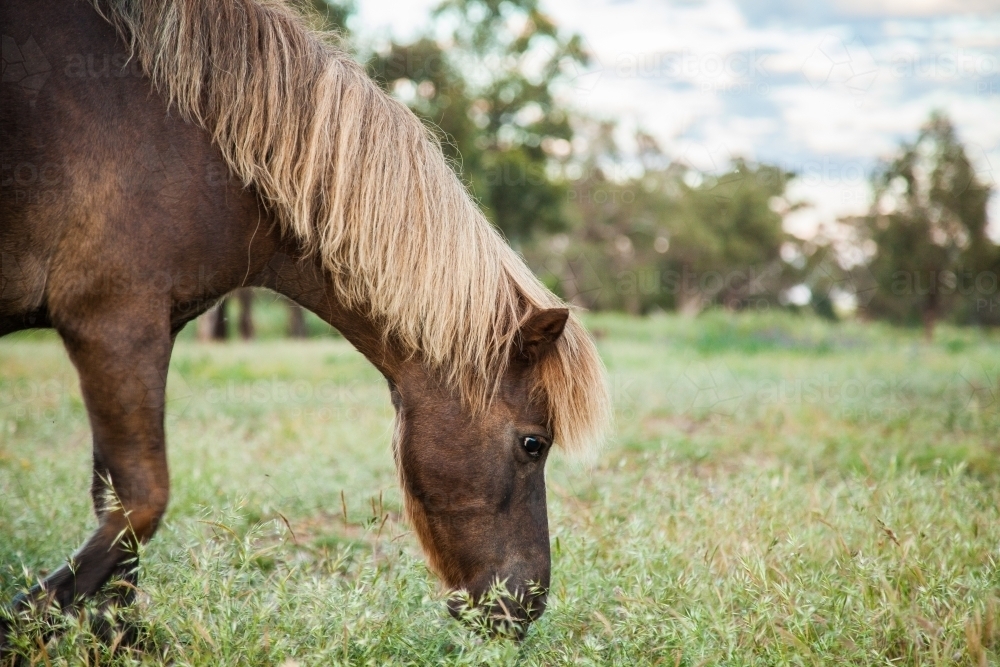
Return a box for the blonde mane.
[94,0,610,454]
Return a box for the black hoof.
[1,590,52,666]
[89,609,150,652]
[0,611,23,667]
[0,616,11,656]
[1,587,151,663]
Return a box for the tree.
[856,113,998,338]
[529,120,796,314]
[663,158,792,314]
[367,0,587,244]
[343,0,805,317]
[308,0,354,33]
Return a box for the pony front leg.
[2,305,172,651]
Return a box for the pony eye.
[521,436,545,456]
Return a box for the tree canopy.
[855,113,999,336]
[309,2,997,327]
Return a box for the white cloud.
[833,0,1000,17]
[350,0,1000,238]
[353,0,438,42]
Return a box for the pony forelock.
[94,0,611,455]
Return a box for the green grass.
[1,311,998,665]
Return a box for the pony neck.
[260,247,407,382]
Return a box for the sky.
[351,0,1000,241]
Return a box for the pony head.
[391,308,577,637]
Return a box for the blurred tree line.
[361,0,801,316]
[203,0,999,339]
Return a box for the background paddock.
[2,308,997,664]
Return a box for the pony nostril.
[525,591,548,621]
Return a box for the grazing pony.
[0,0,610,646]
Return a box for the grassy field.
[1,309,998,665]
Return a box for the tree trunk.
[237,289,254,340]
[678,291,704,318]
[209,299,228,340]
[288,302,308,338]
[196,308,216,341]
[922,293,938,342]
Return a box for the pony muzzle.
[446,578,548,639]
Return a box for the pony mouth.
[446,584,548,640]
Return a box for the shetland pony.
[0,0,609,647]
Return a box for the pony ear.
[517,308,569,361]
